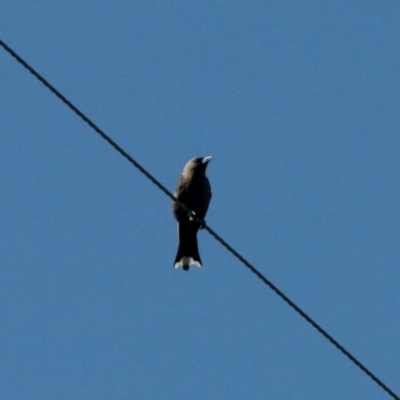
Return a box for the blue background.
[1,2,399,399]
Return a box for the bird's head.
[184,156,212,174]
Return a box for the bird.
[172,156,212,270]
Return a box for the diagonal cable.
[1,38,398,400]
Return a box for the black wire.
[1,38,398,400]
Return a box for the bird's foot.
[188,211,206,228]
[188,211,197,221]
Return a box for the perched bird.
[172,156,212,270]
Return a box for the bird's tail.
[174,222,202,270]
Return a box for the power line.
[1,38,398,400]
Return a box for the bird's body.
[172,156,212,270]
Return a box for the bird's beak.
[201,156,212,164]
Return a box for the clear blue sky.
[1,2,399,399]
